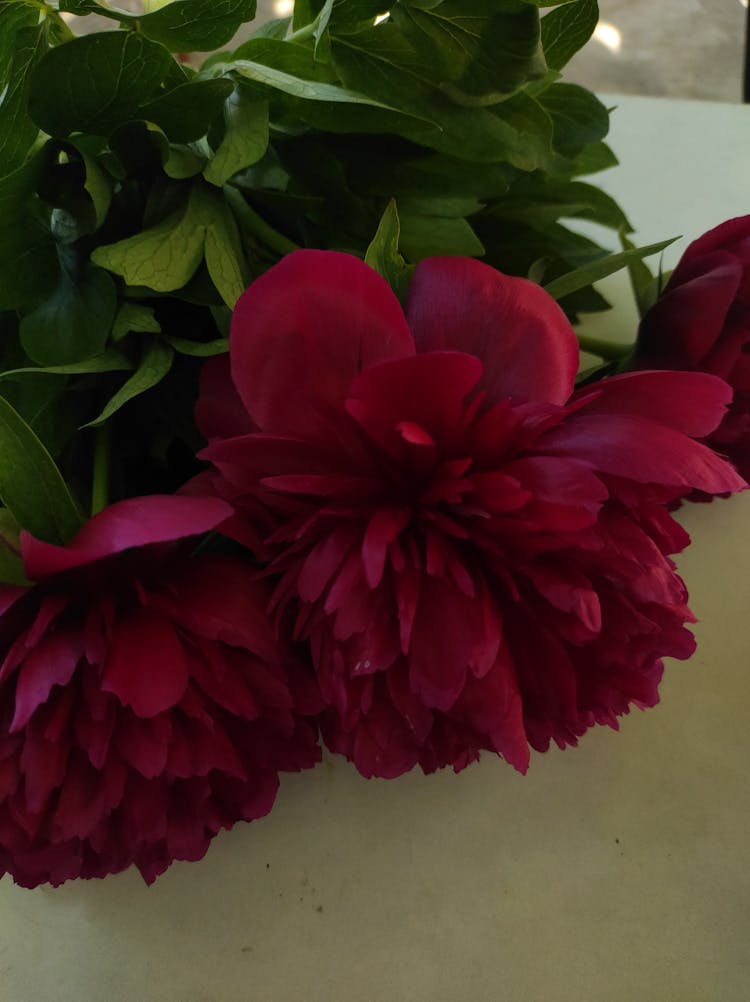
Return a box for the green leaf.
[93,183,249,306]
[0,24,46,175]
[0,395,82,543]
[365,200,413,301]
[28,32,173,138]
[330,27,553,167]
[566,140,617,177]
[164,143,209,179]
[60,0,258,52]
[166,336,229,356]
[0,508,28,586]
[204,89,269,186]
[134,0,258,53]
[19,251,118,366]
[543,238,677,301]
[0,348,134,379]
[138,78,234,143]
[0,3,39,89]
[92,192,206,293]
[230,36,338,80]
[538,82,609,155]
[85,340,174,427]
[74,144,113,228]
[390,1,546,106]
[112,302,161,342]
[487,178,630,232]
[232,57,409,111]
[399,213,485,260]
[541,0,598,71]
[248,16,292,40]
[0,148,61,310]
[619,229,661,318]
[199,189,250,307]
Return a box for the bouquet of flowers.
[0,0,746,888]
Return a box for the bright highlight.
[593,21,622,53]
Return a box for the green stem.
[91,423,111,516]
[576,334,632,362]
[41,5,77,42]
[287,11,321,44]
[225,188,300,257]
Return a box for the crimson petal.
[539,413,747,494]
[102,609,189,718]
[406,256,578,405]
[230,250,415,437]
[574,370,734,438]
[22,495,233,581]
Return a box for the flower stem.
[224,188,299,258]
[91,424,111,517]
[287,11,321,44]
[576,334,632,361]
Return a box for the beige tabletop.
[1,96,749,1002]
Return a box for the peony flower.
[633,215,750,480]
[198,251,745,779]
[0,495,321,888]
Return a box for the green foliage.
[0,0,646,542]
[0,396,83,544]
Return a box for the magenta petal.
[22,495,234,581]
[196,354,256,440]
[150,555,282,665]
[230,250,415,437]
[11,630,82,732]
[406,256,578,405]
[574,370,734,438]
[346,351,483,455]
[678,216,750,301]
[102,609,189,718]
[639,253,742,365]
[540,413,747,494]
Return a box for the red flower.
[634,216,750,480]
[0,495,321,888]
[198,251,744,779]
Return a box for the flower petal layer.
[230,250,415,438]
[406,256,579,406]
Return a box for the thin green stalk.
[91,423,111,516]
[287,12,321,44]
[225,188,300,257]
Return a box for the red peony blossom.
[634,216,750,480]
[0,495,321,888]
[198,251,745,779]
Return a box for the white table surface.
[1,96,749,1002]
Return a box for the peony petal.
[102,609,189,718]
[406,256,579,405]
[11,630,83,732]
[638,253,742,366]
[148,555,284,665]
[22,495,234,581]
[677,216,750,303]
[21,719,70,812]
[539,413,747,495]
[230,250,414,437]
[574,370,734,438]
[345,351,482,458]
[195,354,256,441]
[362,506,411,589]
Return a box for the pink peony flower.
[0,495,321,888]
[198,251,745,779]
[634,216,750,480]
